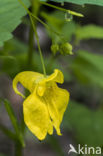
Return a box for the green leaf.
[3,99,25,146]
[46,0,103,6]
[0,0,30,47]
[71,50,103,88]
[0,123,17,141]
[0,28,12,47]
[76,25,103,42]
[64,101,103,146]
[3,99,20,134]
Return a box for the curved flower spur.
[13,69,70,140]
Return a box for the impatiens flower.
[13,69,70,140]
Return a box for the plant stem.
[18,0,34,66]
[40,2,83,17]
[28,24,34,66]
[18,0,46,75]
[18,0,63,42]
[28,0,39,67]
[30,15,46,76]
[31,12,64,39]
[40,1,67,13]
[15,141,23,156]
[0,124,17,141]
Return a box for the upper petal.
[35,69,64,97]
[41,69,64,84]
[13,71,43,98]
[23,91,53,140]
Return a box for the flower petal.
[42,69,64,84]
[13,71,43,98]
[45,83,69,135]
[36,83,46,97]
[23,91,53,140]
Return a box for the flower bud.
[59,42,73,55]
[51,44,59,55]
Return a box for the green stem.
[27,0,38,67]
[18,0,46,76]
[15,141,23,156]
[18,0,63,41]
[28,24,34,66]
[40,2,83,17]
[31,12,62,37]
[40,1,67,13]
[0,124,17,141]
[28,0,41,67]
[30,15,46,76]
[31,12,66,43]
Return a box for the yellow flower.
[13,69,70,140]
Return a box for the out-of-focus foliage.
[76,25,103,43]
[71,50,103,88]
[42,11,103,46]
[0,39,70,81]
[41,11,76,43]
[64,100,103,147]
[46,135,65,156]
[0,0,30,47]
[0,56,18,76]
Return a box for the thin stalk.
[28,24,34,66]
[40,1,68,13]
[19,0,65,44]
[30,12,62,37]
[18,0,34,67]
[28,0,41,66]
[18,0,46,76]
[40,2,83,17]
[18,0,63,41]
[0,124,17,141]
[30,15,46,76]
[15,142,22,156]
